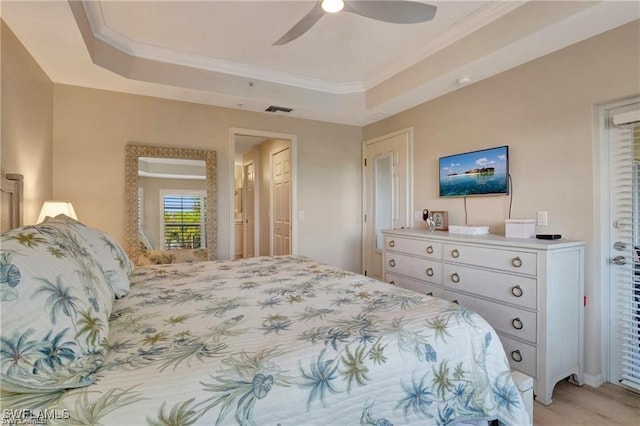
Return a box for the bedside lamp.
[37,201,78,223]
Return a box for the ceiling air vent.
[265,105,293,114]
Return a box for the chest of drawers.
[382,229,585,405]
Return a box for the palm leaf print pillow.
[0,223,115,392]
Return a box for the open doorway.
[230,128,297,259]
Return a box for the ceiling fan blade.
[343,1,436,24]
[273,2,326,45]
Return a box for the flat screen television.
[439,145,509,197]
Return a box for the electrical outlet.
[537,211,548,226]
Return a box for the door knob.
[613,220,628,230]
[612,256,627,266]
[613,241,627,251]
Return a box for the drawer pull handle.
[512,317,524,330]
[452,299,459,304]
[426,267,434,277]
[388,259,396,267]
[389,280,396,285]
[511,350,523,363]
[426,292,433,296]
[511,257,523,268]
[450,272,460,283]
[511,285,523,297]
[389,240,395,248]
[426,245,434,254]
[451,248,460,258]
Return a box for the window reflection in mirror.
[138,157,207,251]
[375,154,393,250]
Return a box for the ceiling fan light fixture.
[274,0,437,45]
[321,0,344,14]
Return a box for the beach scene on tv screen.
[439,146,508,196]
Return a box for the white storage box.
[505,219,535,239]
[448,225,489,235]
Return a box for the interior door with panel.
[363,129,412,280]
[272,147,291,256]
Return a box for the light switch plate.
[537,211,548,226]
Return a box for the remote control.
[536,234,561,240]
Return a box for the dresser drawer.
[443,264,537,309]
[385,252,442,284]
[385,272,443,298]
[385,236,442,260]
[444,291,537,343]
[498,334,537,378]
[443,243,537,275]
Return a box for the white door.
[605,101,640,392]
[363,129,412,280]
[243,161,256,258]
[272,148,291,256]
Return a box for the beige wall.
[52,85,363,271]
[1,21,53,223]
[363,20,640,385]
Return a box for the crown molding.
[81,1,524,96]
[82,1,365,95]
[363,1,526,89]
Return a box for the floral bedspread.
[2,256,529,425]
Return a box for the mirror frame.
[125,143,217,263]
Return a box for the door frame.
[229,128,298,259]
[595,97,640,387]
[361,127,413,276]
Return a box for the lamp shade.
[37,201,78,223]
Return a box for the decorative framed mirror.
[125,144,216,264]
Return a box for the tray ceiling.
[2,1,638,125]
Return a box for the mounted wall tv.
[439,145,509,197]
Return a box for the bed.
[0,177,530,426]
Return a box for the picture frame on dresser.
[431,211,448,231]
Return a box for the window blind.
[162,194,206,250]
[611,118,640,393]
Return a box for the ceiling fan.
[273,0,437,45]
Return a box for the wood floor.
[533,380,640,425]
